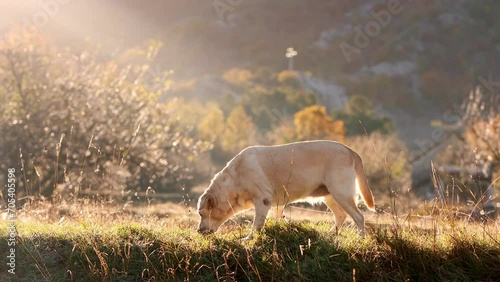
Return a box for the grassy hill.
[1,206,500,281]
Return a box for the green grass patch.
[1,219,500,281]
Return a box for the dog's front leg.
[244,197,271,240]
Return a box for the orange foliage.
[277,70,301,87]
[294,105,345,142]
[222,68,253,86]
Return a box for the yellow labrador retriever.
[197,140,374,239]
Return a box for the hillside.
[2,1,498,138]
[1,0,498,198]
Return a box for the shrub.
[0,29,208,202]
[333,95,395,136]
[294,105,345,142]
[222,68,254,87]
[277,70,301,88]
[347,133,412,209]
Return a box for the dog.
[197,140,375,239]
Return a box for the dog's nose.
[197,228,213,235]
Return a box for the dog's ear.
[200,193,217,211]
[206,194,216,210]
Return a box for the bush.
[277,70,301,88]
[0,29,208,202]
[222,68,254,87]
[242,85,316,132]
[294,105,346,142]
[333,95,395,136]
[347,133,412,209]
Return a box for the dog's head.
[196,173,237,235]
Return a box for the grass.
[1,204,500,282]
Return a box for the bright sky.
[0,0,209,76]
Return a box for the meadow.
[1,5,499,281]
[1,201,499,282]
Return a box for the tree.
[221,105,256,154]
[463,88,500,180]
[197,105,225,143]
[344,95,373,114]
[466,114,500,165]
[0,29,208,201]
[428,87,499,214]
[333,95,395,136]
[294,105,345,142]
[222,68,253,87]
[277,70,301,88]
[433,87,499,172]
[243,86,316,132]
[165,98,215,131]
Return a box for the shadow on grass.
[2,221,500,281]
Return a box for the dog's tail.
[352,150,375,210]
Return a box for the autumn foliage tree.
[277,70,301,88]
[197,105,225,143]
[197,104,257,164]
[294,105,345,142]
[241,80,316,132]
[221,105,256,154]
[222,68,254,87]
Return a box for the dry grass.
[1,201,500,282]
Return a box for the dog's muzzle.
[197,227,214,235]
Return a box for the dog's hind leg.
[324,195,346,233]
[325,169,366,237]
